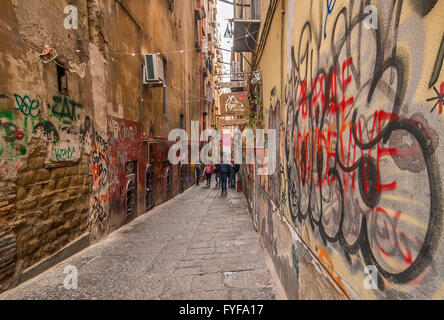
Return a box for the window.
[180,114,184,129]
[57,65,68,95]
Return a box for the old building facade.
[243,0,444,299]
[0,0,215,292]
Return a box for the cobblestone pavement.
[1,184,279,300]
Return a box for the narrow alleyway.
[0,185,280,300]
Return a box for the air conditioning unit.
[143,54,165,85]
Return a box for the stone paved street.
[0,184,281,300]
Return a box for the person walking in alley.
[219,160,231,194]
[205,162,213,187]
[195,163,201,186]
[229,161,237,188]
[214,162,220,187]
[233,162,240,188]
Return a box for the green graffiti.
[292,244,299,279]
[14,93,41,118]
[54,146,75,161]
[21,116,29,157]
[48,95,83,125]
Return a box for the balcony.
[201,4,207,19]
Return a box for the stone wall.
[0,0,93,291]
[0,0,215,294]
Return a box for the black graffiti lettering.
[429,34,444,88]
[88,197,108,233]
[284,0,441,287]
[33,120,61,144]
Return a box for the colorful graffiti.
[0,119,24,143]
[0,110,29,159]
[1,93,89,163]
[428,82,444,114]
[92,139,109,191]
[88,129,110,234]
[317,244,348,298]
[280,0,444,298]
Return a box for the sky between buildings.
[217,1,234,82]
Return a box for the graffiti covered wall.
[0,0,94,291]
[252,0,444,299]
[0,0,205,294]
[105,117,144,235]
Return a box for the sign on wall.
[219,91,249,116]
[215,80,248,89]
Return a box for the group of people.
[195,161,240,194]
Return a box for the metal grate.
[126,180,137,216]
[146,165,156,210]
[166,167,173,197]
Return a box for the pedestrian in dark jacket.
[232,163,240,188]
[195,164,201,186]
[219,161,231,194]
[214,163,220,187]
[229,162,236,188]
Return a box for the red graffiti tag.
[0,120,24,142]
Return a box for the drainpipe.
[200,0,204,136]
[140,64,144,132]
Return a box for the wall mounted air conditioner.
[143,54,165,85]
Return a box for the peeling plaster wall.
[0,0,206,292]
[98,0,202,138]
[249,0,444,299]
[86,0,203,241]
[0,0,93,291]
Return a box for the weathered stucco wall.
[86,0,202,242]
[251,0,444,299]
[0,0,204,292]
[97,0,201,138]
[0,0,93,291]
